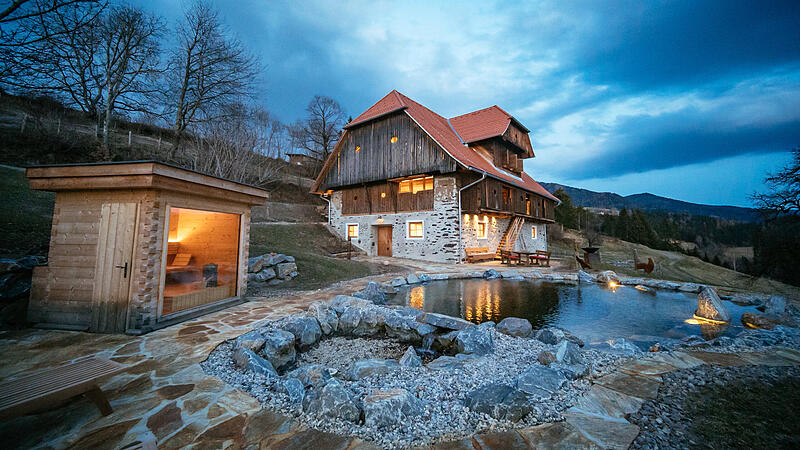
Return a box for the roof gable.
[314,91,557,202]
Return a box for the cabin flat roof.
[26,160,269,204]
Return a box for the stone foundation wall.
[329,176,460,263]
[460,217,547,256]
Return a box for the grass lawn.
[0,165,54,258]
[549,227,800,300]
[249,223,404,292]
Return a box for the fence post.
[128,130,132,147]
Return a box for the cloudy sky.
[138,0,799,207]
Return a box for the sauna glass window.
[347,223,359,239]
[398,176,433,194]
[407,221,424,239]
[163,207,240,316]
[476,219,488,239]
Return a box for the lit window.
[477,219,488,239]
[390,136,398,143]
[347,224,359,239]
[531,226,537,239]
[355,145,361,152]
[381,192,386,198]
[398,176,433,194]
[407,221,424,239]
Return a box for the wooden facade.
[461,178,555,222]
[26,161,268,334]
[317,112,457,191]
[340,179,435,215]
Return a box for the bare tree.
[298,95,346,162]
[188,103,283,185]
[167,1,260,156]
[753,146,800,216]
[96,5,165,149]
[0,0,105,91]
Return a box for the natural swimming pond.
[390,279,758,349]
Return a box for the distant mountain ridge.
[540,182,760,222]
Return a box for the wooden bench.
[530,250,551,267]
[0,356,126,420]
[465,247,495,263]
[499,249,520,265]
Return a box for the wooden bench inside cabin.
[0,356,125,420]
[465,247,495,263]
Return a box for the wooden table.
[514,251,534,266]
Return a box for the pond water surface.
[390,279,757,349]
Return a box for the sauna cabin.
[26,161,269,334]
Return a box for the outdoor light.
[608,281,621,291]
[381,192,386,198]
[390,136,398,143]
[355,146,360,152]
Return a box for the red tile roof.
[327,90,558,202]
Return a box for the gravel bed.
[629,364,800,449]
[295,337,407,374]
[202,327,628,448]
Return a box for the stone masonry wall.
[329,176,460,263]
[461,217,547,256]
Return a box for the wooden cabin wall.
[318,112,457,191]
[340,180,435,215]
[503,123,534,156]
[460,179,556,221]
[28,189,149,328]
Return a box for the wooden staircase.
[495,216,525,259]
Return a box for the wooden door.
[377,226,392,257]
[91,202,138,333]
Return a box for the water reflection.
[390,279,756,346]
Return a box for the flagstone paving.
[1,262,798,449]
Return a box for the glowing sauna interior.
[163,207,241,315]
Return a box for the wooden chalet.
[312,90,558,263]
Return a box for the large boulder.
[405,273,421,284]
[578,270,595,283]
[515,365,567,398]
[247,256,265,273]
[328,295,372,315]
[353,307,384,336]
[537,350,557,366]
[416,312,474,331]
[302,380,361,423]
[287,364,332,388]
[282,377,305,404]
[338,306,363,334]
[347,359,400,380]
[431,330,460,353]
[233,347,277,377]
[483,269,501,280]
[596,270,620,284]
[399,346,422,368]
[363,389,424,428]
[353,281,387,305]
[695,287,731,323]
[454,326,495,355]
[534,327,585,347]
[276,262,298,279]
[427,354,478,370]
[390,277,408,287]
[235,331,266,352]
[463,383,531,422]
[555,341,583,365]
[281,317,322,349]
[496,317,533,338]
[261,329,296,370]
[253,268,277,282]
[553,362,590,380]
[741,312,780,330]
[307,302,338,335]
[606,338,642,356]
[764,296,787,316]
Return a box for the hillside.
[541,182,759,222]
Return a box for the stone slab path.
[1,263,798,449]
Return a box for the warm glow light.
[464,213,469,222]
[691,314,729,324]
[684,318,703,325]
[381,192,386,198]
[390,136,398,143]
[634,285,648,292]
[168,238,180,243]
[608,281,621,290]
[409,286,425,310]
[355,145,361,152]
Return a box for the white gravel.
[202,328,628,448]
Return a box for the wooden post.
[157,136,162,151]
[128,131,132,147]
[348,236,352,260]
